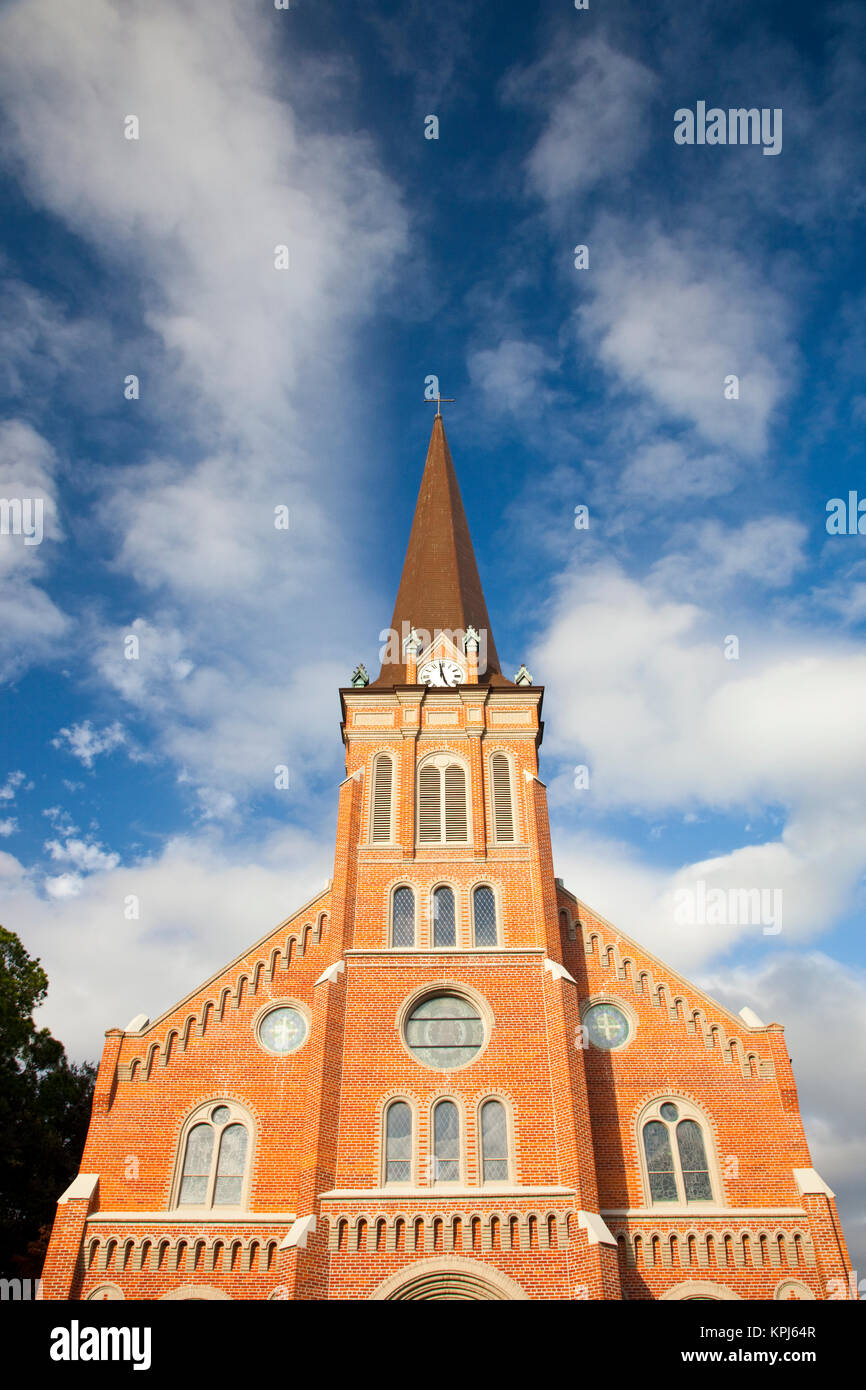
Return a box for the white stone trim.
[160,1285,233,1301]
[660,1280,743,1301]
[774,1278,816,1300]
[319,1186,574,1200]
[314,958,345,986]
[123,1013,149,1033]
[58,1174,99,1205]
[281,1214,317,1250]
[544,958,576,984]
[369,1256,529,1301]
[86,1212,296,1224]
[793,1167,835,1198]
[577,1211,617,1246]
[602,1207,807,1218]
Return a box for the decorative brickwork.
[42,419,855,1301]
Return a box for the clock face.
[418,658,465,687]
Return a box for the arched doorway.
[370,1258,528,1301]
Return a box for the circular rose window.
[584,1001,630,1050]
[258,1006,308,1055]
[404,994,484,1069]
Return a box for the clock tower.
[41,413,854,1303]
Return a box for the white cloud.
[702,952,866,1273]
[194,786,238,823]
[1,824,331,1059]
[0,818,18,837]
[619,441,739,503]
[0,420,69,681]
[44,873,84,900]
[504,37,657,206]
[651,517,808,596]
[53,721,127,769]
[0,0,408,808]
[44,836,121,875]
[537,554,866,965]
[0,770,26,801]
[0,0,408,443]
[576,225,794,453]
[468,339,560,418]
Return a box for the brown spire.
[371,414,508,687]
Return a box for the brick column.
[279,771,361,1299]
[41,1175,100,1300]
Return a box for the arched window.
[490,753,515,842]
[432,886,456,948]
[384,1101,412,1184]
[432,1100,460,1183]
[417,760,469,844]
[370,753,394,843]
[177,1102,250,1208]
[641,1100,714,1204]
[391,886,415,947]
[480,1099,509,1182]
[473,885,498,946]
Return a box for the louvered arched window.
[176,1102,250,1208]
[370,753,394,843]
[391,886,415,947]
[417,760,469,844]
[490,753,515,843]
[432,885,456,947]
[472,885,498,946]
[480,1099,509,1182]
[384,1101,412,1184]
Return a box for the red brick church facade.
[43,416,853,1301]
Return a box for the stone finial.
[403,626,422,656]
[514,663,533,686]
[351,664,369,688]
[463,624,480,654]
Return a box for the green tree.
[0,926,96,1276]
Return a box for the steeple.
[371,414,507,687]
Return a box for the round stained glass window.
[258,1006,308,1055]
[210,1105,231,1125]
[404,994,484,1069]
[660,1102,679,1122]
[584,1002,630,1050]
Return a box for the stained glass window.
[258,1006,307,1055]
[643,1120,677,1202]
[385,1102,412,1183]
[584,1002,630,1050]
[179,1124,214,1205]
[480,1099,509,1182]
[643,1108,714,1204]
[405,994,483,1069]
[178,1107,250,1207]
[473,886,497,947]
[433,1101,460,1182]
[392,886,415,947]
[432,886,456,948]
[677,1119,712,1201]
[214,1124,248,1205]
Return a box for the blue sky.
[0,0,864,1267]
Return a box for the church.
[42,414,853,1301]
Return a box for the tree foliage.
[0,926,96,1275]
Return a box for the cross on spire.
[425,391,455,417]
